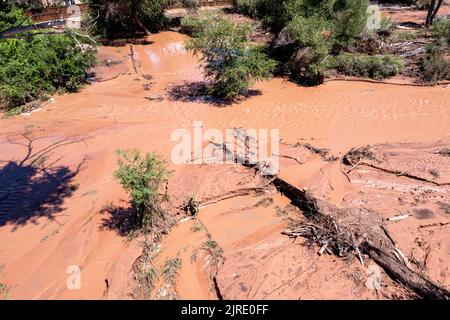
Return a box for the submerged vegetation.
[0,4,96,113]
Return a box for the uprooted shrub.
[114,149,172,234]
[0,7,96,112]
[330,53,404,79]
[185,17,276,99]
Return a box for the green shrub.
[180,15,208,37]
[286,14,331,84]
[240,1,369,84]
[330,53,404,79]
[240,0,368,45]
[420,41,450,83]
[331,0,369,50]
[186,17,276,99]
[236,0,290,34]
[377,16,397,37]
[0,4,30,30]
[0,34,96,111]
[84,0,166,37]
[235,0,259,18]
[114,149,171,232]
[431,17,450,44]
[85,0,199,38]
[0,6,96,111]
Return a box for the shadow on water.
[0,131,86,231]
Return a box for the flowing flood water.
[0,31,449,299]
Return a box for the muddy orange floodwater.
[0,29,449,299]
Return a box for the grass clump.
[431,17,450,44]
[114,149,171,234]
[0,283,8,300]
[161,258,182,286]
[377,16,397,37]
[201,240,223,265]
[191,220,205,233]
[330,53,404,79]
[186,16,276,99]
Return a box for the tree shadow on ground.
[166,81,262,107]
[0,131,86,231]
[99,202,136,237]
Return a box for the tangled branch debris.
[279,178,449,300]
[343,145,450,186]
[223,129,449,300]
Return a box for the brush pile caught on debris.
[281,189,450,300]
[284,211,366,263]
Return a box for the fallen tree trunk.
[217,130,450,300]
[278,177,450,300]
[369,247,450,300]
[0,19,65,39]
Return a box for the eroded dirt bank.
[0,30,449,299]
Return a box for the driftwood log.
[277,178,450,300]
[216,129,450,300]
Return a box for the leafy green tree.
[84,0,199,37]
[186,17,276,99]
[114,149,171,232]
[236,0,369,84]
[0,2,31,30]
[0,6,96,111]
